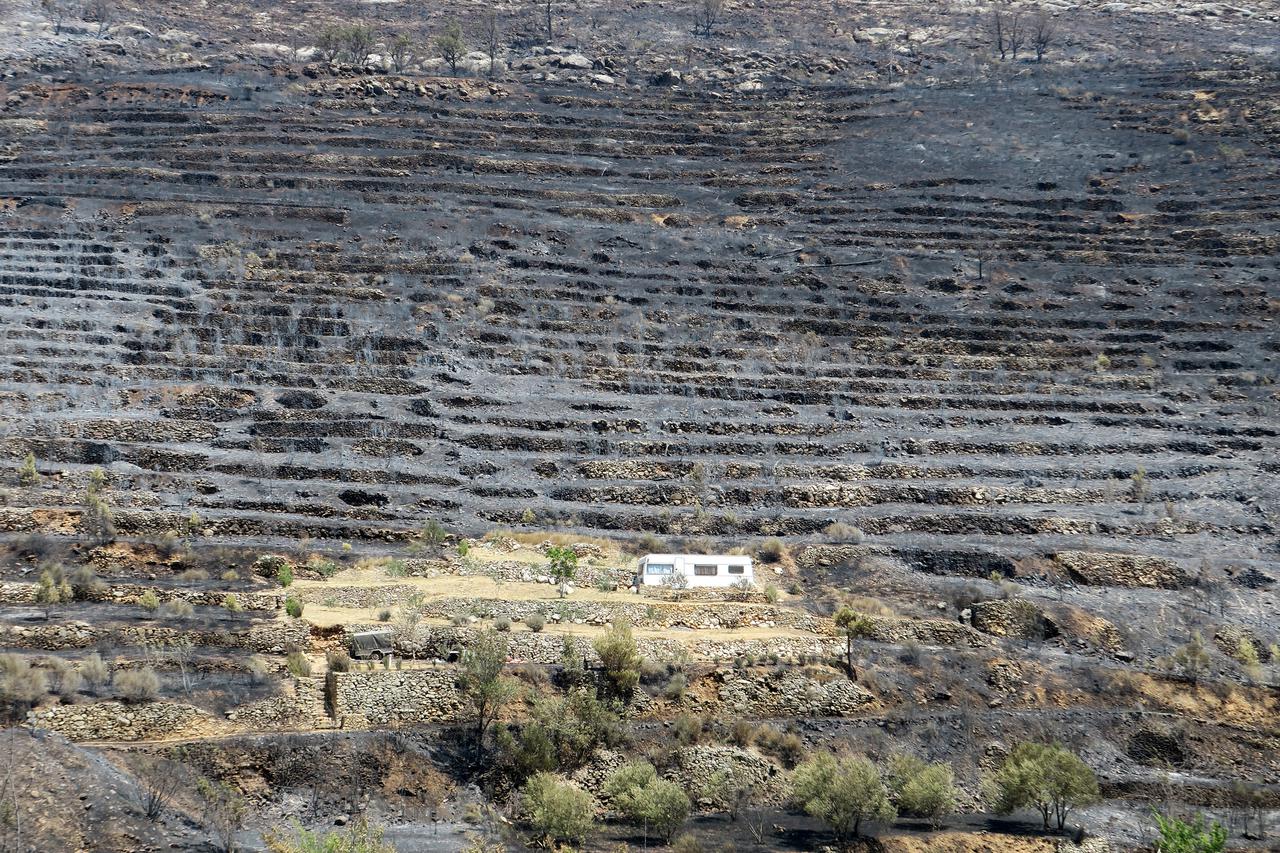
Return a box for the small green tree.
[138,590,161,612]
[285,597,303,618]
[18,453,38,486]
[593,620,642,702]
[35,567,73,620]
[605,761,691,844]
[436,20,465,75]
[833,607,874,680]
[458,629,518,755]
[277,564,294,588]
[792,752,896,841]
[1152,811,1227,853]
[987,741,1098,832]
[546,545,578,598]
[522,773,594,847]
[887,754,957,829]
[387,33,415,73]
[196,777,246,853]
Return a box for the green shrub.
[284,597,303,619]
[286,651,312,677]
[793,752,895,841]
[522,773,593,847]
[221,569,239,582]
[114,667,160,703]
[457,540,470,557]
[593,620,642,702]
[673,713,702,745]
[79,653,109,692]
[758,538,785,563]
[277,564,293,587]
[986,741,1098,832]
[888,754,957,828]
[384,559,408,577]
[495,617,511,632]
[671,833,704,853]
[764,585,779,604]
[525,613,546,632]
[604,761,690,843]
[223,594,242,613]
[327,650,351,672]
[377,608,392,622]
[159,599,195,619]
[138,590,160,612]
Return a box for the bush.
[245,656,269,685]
[824,522,865,543]
[326,651,351,673]
[522,773,594,847]
[757,538,786,563]
[494,616,511,632]
[223,594,242,613]
[80,653,109,692]
[986,741,1098,832]
[69,566,107,599]
[159,598,195,619]
[665,672,688,702]
[284,597,303,619]
[730,719,755,747]
[593,621,643,702]
[457,540,470,557]
[384,559,408,577]
[115,667,160,703]
[1152,811,1227,853]
[263,817,396,853]
[138,590,160,612]
[525,613,546,632]
[1,654,48,717]
[793,752,896,841]
[605,762,691,843]
[287,652,312,677]
[888,754,957,828]
[764,585,779,604]
[277,564,294,587]
[221,569,240,582]
[672,833,704,853]
[376,608,392,622]
[178,568,210,582]
[673,713,702,745]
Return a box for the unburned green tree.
[887,754,957,828]
[1152,810,1227,853]
[792,752,896,841]
[833,606,874,679]
[546,545,578,598]
[458,629,518,754]
[604,761,690,844]
[521,773,594,848]
[986,741,1098,832]
[436,20,465,76]
[593,620,642,702]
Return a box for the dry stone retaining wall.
[28,700,213,742]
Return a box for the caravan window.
[645,563,674,575]
[694,565,718,576]
[727,565,745,575]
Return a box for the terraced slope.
[1,68,1277,589]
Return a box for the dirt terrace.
[0,63,1277,583]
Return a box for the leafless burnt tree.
[693,0,726,39]
[1032,12,1056,62]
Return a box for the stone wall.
[326,668,466,726]
[28,700,213,742]
[0,617,310,653]
[1053,551,1191,589]
[312,590,826,633]
[225,676,331,729]
[0,581,280,612]
[713,668,876,717]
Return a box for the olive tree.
[986,742,1098,832]
[522,773,594,848]
[458,629,518,757]
[604,761,690,844]
[792,752,896,841]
